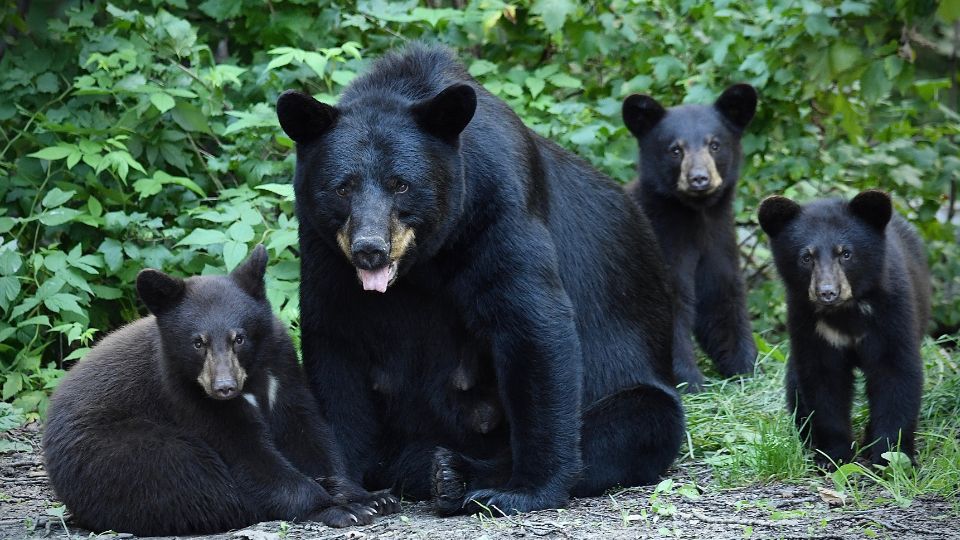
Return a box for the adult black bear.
[622,85,759,389]
[42,246,398,535]
[758,190,930,466]
[277,44,684,515]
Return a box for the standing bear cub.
[43,246,398,536]
[758,190,930,466]
[622,84,759,389]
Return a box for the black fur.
[278,44,684,515]
[758,190,931,466]
[42,246,398,535]
[622,84,759,389]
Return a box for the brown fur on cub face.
[805,247,854,307]
[677,142,724,195]
[195,330,249,400]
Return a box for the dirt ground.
[2,423,957,540]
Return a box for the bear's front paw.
[311,503,376,527]
[462,487,568,516]
[813,445,854,470]
[362,489,401,515]
[431,447,467,516]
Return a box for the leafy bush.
[1,0,957,415]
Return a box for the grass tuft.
[681,332,960,507]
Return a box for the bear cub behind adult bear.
[622,84,759,389]
[758,190,930,466]
[43,245,398,536]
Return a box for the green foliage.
[0,0,957,421]
[684,334,960,506]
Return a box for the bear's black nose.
[352,237,389,270]
[817,286,839,304]
[688,174,711,191]
[213,379,238,399]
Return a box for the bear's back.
[45,317,170,440]
[886,215,931,340]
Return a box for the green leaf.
[2,374,22,401]
[227,222,255,243]
[17,315,50,328]
[829,42,861,75]
[176,229,228,247]
[171,102,211,134]
[468,60,498,77]
[150,92,176,113]
[804,14,839,37]
[42,188,75,209]
[99,239,123,272]
[937,0,960,23]
[0,276,20,312]
[266,52,295,71]
[548,73,582,89]
[0,248,22,275]
[44,293,84,315]
[223,240,248,271]
[87,197,103,218]
[861,61,892,103]
[525,77,545,98]
[39,208,82,226]
[35,72,60,93]
[90,284,123,300]
[198,0,243,20]
[331,70,356,86]
[255,183,295,200]
[531,0,576,33]
[27,146,73,161]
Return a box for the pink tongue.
[358,267,391,293]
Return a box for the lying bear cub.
[758,190,930,466]
[42,245,398,536]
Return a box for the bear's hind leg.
[45,424,250,536]
[571,384,684,498]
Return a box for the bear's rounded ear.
[276,90,339,144]
[231,244,268,300]
[758,195,802,238]
[714,84,758,133]
[622,94,666,139]
[849,189,892,232]
[411,83,477,144]
[137,269,185,315]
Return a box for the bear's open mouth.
[356,260,399,293]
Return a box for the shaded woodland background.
[0,0,957,421]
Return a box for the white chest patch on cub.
[267,373,279,412]
[815,320,862,349]
[243,393,259,410]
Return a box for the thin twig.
[689,508,799,527]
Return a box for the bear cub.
[43,245,398,536]
[758,190,930,466]
[622,84,759,389]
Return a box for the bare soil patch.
[2,424,956,540]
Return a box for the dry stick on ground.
[688,509,800,528]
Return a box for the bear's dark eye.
[669,145,682,158]
[841,249,852,260]
[800,253,812,264]
[335,186,349,197]
[234,334,244,345]
[193,337,204,350]
[395,181,409,194]
[709,141,720,152]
